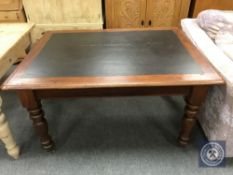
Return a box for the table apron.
[25,86,198,99]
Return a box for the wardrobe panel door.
[146,0,182,27]
[106,0,147,28]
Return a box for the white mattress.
[181,19,233,88]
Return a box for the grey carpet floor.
[0,91,233,175]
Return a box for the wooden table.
[0,23,33,158]
[2,28,224,152]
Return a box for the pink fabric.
[197,10,233,39]
[197,10,233,61]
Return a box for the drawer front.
[0,11,19,22]
[0,0,20,11]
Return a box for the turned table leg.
[179,86,209,146]
[0,96,20,159]
[18,91,54,151]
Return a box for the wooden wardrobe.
[189,0,233,17]
[105,0,191,28]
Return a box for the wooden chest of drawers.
[22,0,103,43]
[0,0,26,22]
[0,0,20,10]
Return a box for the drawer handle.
[141,20,144,26]
[149,20,152,26]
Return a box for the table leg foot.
[19,91,55,152]
[178,86,209,146]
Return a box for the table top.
[23,30,202,77]
[2,28,224,90]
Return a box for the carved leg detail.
[0,97,20,159]
[19,91,55,151]
[179,86,209,146]
[28,106,54,151]
[179,101,200,146]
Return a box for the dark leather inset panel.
[22,31,203,78]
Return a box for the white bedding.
[197,10,233,40]
[196,10,233,62]
[181,19,233,88]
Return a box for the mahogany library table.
[2,28,224,151]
